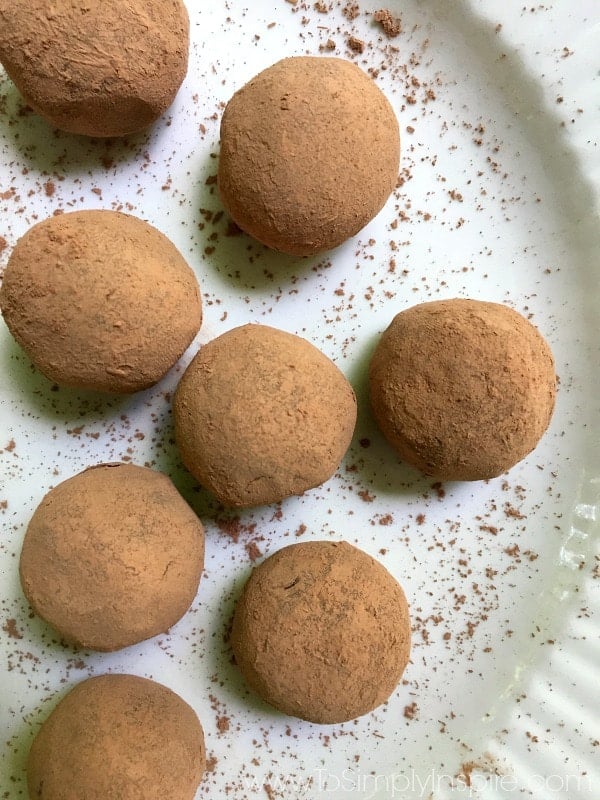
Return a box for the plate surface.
[1,1,598,798]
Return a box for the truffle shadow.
[148,404,223,523]
[345,332,434,497]
[1,334,130,423]
[192,150,328,293]
[0,79,172,174]
[204,568,298,722]
[4,685,71,792]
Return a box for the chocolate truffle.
[27,674,205,800]
[173,324,357,508]
[19,463,205,651]
[218,56,400,256]
[0,210,201,393]
[0,0,189,137]
[369,299,557,480]
[231,540,411,724]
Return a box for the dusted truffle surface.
[27,674,205,800]
[0,0,189,137]
[231,540,411,724]
[0,210,201,393]
[218,56,400,256]
[369,299,557,480]
[19,464,205,652]
[173,324,357,508]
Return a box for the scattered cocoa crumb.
[43,180,55,197]
[479,524,498,535]
[216,715,230,733]
[216,517,242,543]
[403,702,418,719]
[373,9,401,37]
[245,541,263,562]
[504,503,525,519]
[2,619,23,640]
[205,756,218,773]
[342,3,360,20]
[416,513,426,525]
[295,524,307,537]
[348,35,365,53]
[460,762,475,787]
[4,439,16,452]
[379,514,393,526]
[358,489,375,503]
[321,38,336,51]
[0,235,7,254]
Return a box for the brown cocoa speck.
[358,489,375,503]
[348,35,365,53]
[504,503,525,519]
[2,619,23,640]
[373,9,401,37]
[205,756,218,773]
[216,517,242,543]
[216,715,230,733]
[342,3,360,20]
[245,541,263,562]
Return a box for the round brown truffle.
[0,0,189,137]
[0,210,202,393]
[218,56,400,256]
[27,674,205,800]
[231,540,411,724]
[369,299,557,480]
[19,463,205,651]
[173,324,357,508]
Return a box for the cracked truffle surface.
[27,674,205,800]
[0,210,202,393]
[231,540,411,724]
[218,56,400,256]
[369,299,557,480]
[0,0,189,136]
[173,324,357,508]
[19,464,205,652]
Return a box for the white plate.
[1,2,598,798]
